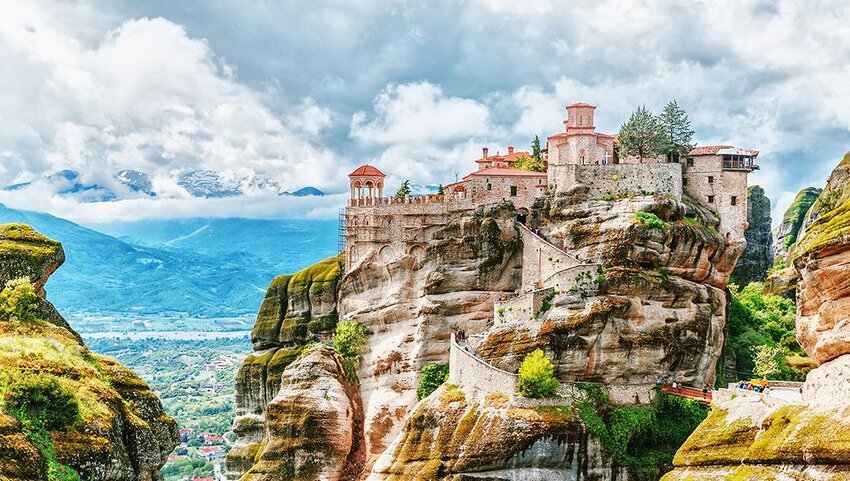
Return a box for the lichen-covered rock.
[731,185,773,286]
[236,344,364,481]
[791,152,850,365]
[229,257,344,480]
[367,385,625,481]
[772,187,821,260]
[763,266,798,299]
[0,224,178,481]
[662,393,850,480]
[476,195,732,390]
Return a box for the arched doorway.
[516,208,529,225]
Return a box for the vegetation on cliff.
[517,349,559,398]
[775,187,821,253]
[416,363,448,400]
[790,152,850,262]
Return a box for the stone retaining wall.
[494,288,554,324]
[449,338,518,399]
[550,163,683,199]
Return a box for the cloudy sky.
[0,0,848,224]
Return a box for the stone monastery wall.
[550,163,683,199]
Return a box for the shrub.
[417,363,449,400]
[0,277,39,322]
[333,321,369,382]
[5,373,80,431]
[517,349,559,398]
[635,211,665,230]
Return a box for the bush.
[517,349,559,398]
[0,277,39,322]
[5,373,80,431]
[635,211,665,230]
[417,363,449,400]
[333,321,369,382]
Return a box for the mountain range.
[3,169,327,201]
[0,203,338,319]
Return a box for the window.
[510,186,518,197]
[731,196,737,206]
[683,178,688,186]
[686,157,694,167]
[487,183,492,191]
[708,195,715,204]
[708,176,714,184]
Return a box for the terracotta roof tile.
[687,145,758,157]
[348,164,386,177]
[464,167,547,180]
[566,102,596,108]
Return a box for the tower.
[348,164,385,206]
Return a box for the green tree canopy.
[395,180,411,198]
[752,345,784,379]
[517,349,559,398]
[513,154,546,172]
[531,135,543,161]
[617,105,664,162]
[656,100,695,162]
[333,320,369,381]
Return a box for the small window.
[683,178,688,186]
[708,195,715,204]
[510,186,518,197]
[686,158,694,167]
[708,176,714,184]
[731,196,737,206]
[487,183,492,191]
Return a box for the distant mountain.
[116,169,155,196]
[177,170,244,198]
[0,203,338,318]
[3,169,116,202]
[283,186,326,197]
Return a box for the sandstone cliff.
[731,185,773,286]
[764,186,821,298]
[476,192,735,391]
[0,223,178,481]
[663,152,850,480]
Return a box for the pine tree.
[657,100,695,162]
[531,135,542,162]
[395,180,411,198]
[437,184,444,195]
[618,106,663,163]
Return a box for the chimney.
[508,146,514,154]
[482,147,489,159]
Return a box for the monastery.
[344,102,759,279]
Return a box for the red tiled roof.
[348,164,386,177]
[474,150,531,163]
[687,145,759,157]
[566,102,596,109]
[463,167,547,180]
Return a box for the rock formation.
[664,152,850,480]
[772,186,821,260]
[0,223,179,481]
[234,344,364,481]
[476,193,735,393]
[367,384,626,481]
[731,185,773,286]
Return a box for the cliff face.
[476,193,734,391]
[0,223,178,481]
[367,384,624,481]
[233,344,364,481]
[772,187,821,260]
[731,185,773,286]
[228,203,522,479]
[664,152,850,480]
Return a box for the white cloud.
[351,82,493,145]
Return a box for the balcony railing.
[722,156,759,171]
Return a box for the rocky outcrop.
[232,344,364,481]
[772,186,821,260]
[664,153,850,480]
[476,194,734,391]
[229,256,342,479]
[791,152,850,365]
[367,384,625,481]
[731,185,773,286]
[0,223,178,481]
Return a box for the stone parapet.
[550,163,683,199]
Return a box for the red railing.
[661,385,712,404]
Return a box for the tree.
[333,321,369,381]
[0,277,38,322]
[517,349,559,398]
[395,180,411,198]
[417,363,449,400]
[656,100,695,162]
[513,155,546,172]
[437,184,445,195]
[752,344,784,379]
[531,135,543,162]
[617,106,664,163]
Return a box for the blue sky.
[0,0,848,224]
